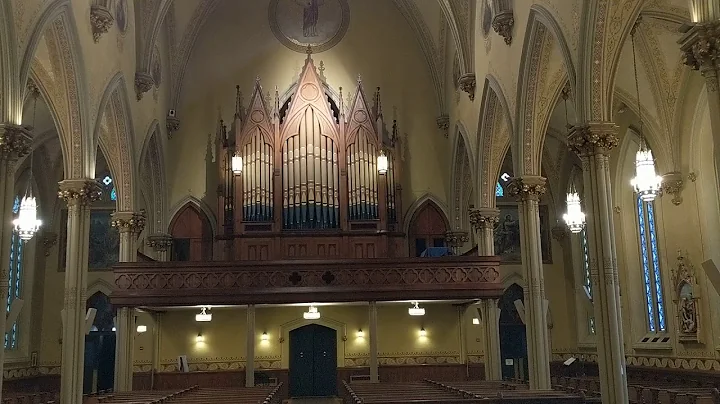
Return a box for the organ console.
[216,52,404,260]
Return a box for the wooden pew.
[167,384,282,404]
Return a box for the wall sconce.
[419,327,427,338]
[261,332,269,342]
[356,329,364,338]
[196,333,204,343]
[136,325,147,333]
[472,318,480,325]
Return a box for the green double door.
[289,324,338,397]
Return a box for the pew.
[426,379,599,403]
[167,384,283,404]
[91,385,197,403]
[2,391,58,404]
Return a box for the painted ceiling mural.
[269,0,351,53]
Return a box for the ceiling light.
[136,325,147,333]
[563,187,585,233]
[472,318,480,325]
[304,305,320,320]
[195,306,212,322]
[408,302,425,316]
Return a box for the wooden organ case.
[217,55,404,260]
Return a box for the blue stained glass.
[647,202,666,331]
[5,228,22,349]
[11,196,20,214]
[638,196,656,332]
[582,229,592,299]
[495,182,504,197]
[110,188,117,201]
[589,317,596,334]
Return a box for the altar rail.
[111,256,502,307]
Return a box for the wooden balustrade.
[112,256,502,306]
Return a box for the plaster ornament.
[680,20,720,92]
[146,233,174,252]
[507,176,546,202]
[458,73,476,101]
[166,116,180,138]
[671,251,701,343]
[111,210,147,235]
[436,115,450,138]
[468,208,500,233]
[42,232,58,256]
[567,123,619,157]
[492,11,514,45]
[134,72,154,100]
[90,4,114,43]
[269,0,350,53]
[661,172,684,206]
[0,124,31,160]
[57,179,103,207]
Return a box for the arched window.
[99,174,117,202]
[637,195,666,332]
[6,196,23,349]
[495,182,504,197]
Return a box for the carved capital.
[166,116,180,138]
[680,21,720,91]
[436,115,450,138]
[568,122,619,157]
[492,12,514,46]
[134,72,154,100]
[57,179,102,207]
[111,210,147,235]
[551,226,567,242]
[146,233,174,252]
[468,207,500,233]
[458,73,476,101]
[0,123,31,162]
[507,176,546,202]
[444,231,469,248]
[42,232,58,256]
[661,171,684,206]
[90,4,114,43]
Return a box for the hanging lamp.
[629,20,662,202]
[13,93,41,241]
[561,88,585,233]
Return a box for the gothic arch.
[280,315,346,368]
[0,0,17,123]
[477,75,513,208]
[168,196,217,237]
[93,72,137,211]
[134,0,172,79]
[139,120,167,233]
[450,124,474,232]
[403,193,450,237]
[20,1,92,178]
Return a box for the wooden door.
[289,324,337,397]
[499,284,528,381]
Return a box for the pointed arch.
[135,0,173,76]
[21,1,92,178]
[450,122,474,233]
[0,0,19,124]
[477,75,513,208]
[168,198,215,261]
[404,194,450,257]
[140,120,168,233]
[168,195,217,237]
[93,72,137,211]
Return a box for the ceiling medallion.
[269,0,350,54]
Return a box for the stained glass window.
[495,182,504,197]
[97,173,117,202]
[581,228,592,299]
[589,317,596,335]
[6,196,23,349]
[637,195,666,332]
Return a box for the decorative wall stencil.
[115,0,128,33]
[269,0,350,53]
[493,204,551,264]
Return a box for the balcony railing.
[111,256,502,307]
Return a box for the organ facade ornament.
[215,53,404,259]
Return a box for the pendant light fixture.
[377,150,388,174]
[13,93,41,241]
[629,19,662,202]
[561,86,585,233]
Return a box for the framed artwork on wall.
[58,209,119,271]
[494,203,552,264]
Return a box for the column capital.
[507,176,546,202]
[468,207,500,232]
[568,122,619,156]
[58,179,102,207]
[111,210,147,234]
[444,231,469,248]
[680,21,720,90]
[0,123,31,161]
[146,232,174,252]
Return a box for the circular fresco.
[269,0,350,53]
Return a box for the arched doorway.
[499,283,528,381]
[289,324,338,398]
[408,201,449,257]
[169,203,213,261]
[83,292,116,394]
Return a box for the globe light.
[631,148,662,202]
[562,190,585,234]
[13,195,41,241]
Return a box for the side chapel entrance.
[289,324,338,397]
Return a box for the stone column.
[58,179,101,404]
[680,21,720,187]
[146,233,173,261]
[568,123,627,403]
[246,304,255,387]
[369,302,379,383]
[469,208,502,381]
[507,176,551,390]
[151,313,162,390]
[112,210,146,392]
[0,124,30,401]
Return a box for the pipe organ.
[217,54,404,260]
